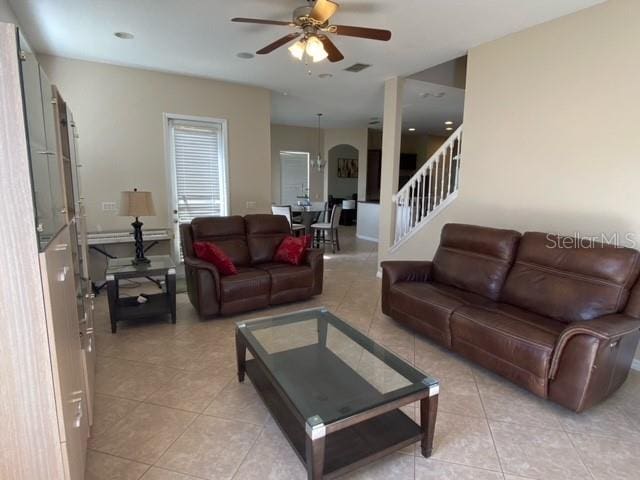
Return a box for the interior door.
[280,151,309,206]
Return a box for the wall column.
[377,76,404,267]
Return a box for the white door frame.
[163,113,230,261]
[280,150,310,205]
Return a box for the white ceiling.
[11,0,603,129]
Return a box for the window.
[280,151,309,206]
[166,115,229,260]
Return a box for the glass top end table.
[105,255,177,333]
[235,307,439,480]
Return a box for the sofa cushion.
[389,281,490,347]
[245,214,291,264]
[274,236,309,265]
[258,263,314,305]
[193,241,237,276]
[501,232,640,323]
[191,216,250,267]
[219,267,270,304]
[450,304,564,395]
[432,224,521,300]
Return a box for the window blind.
[170,120,228,225]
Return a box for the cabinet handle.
[71,397,83,428]
[57,266,69,282]
[54,243,68,251]
[37,151,55,156]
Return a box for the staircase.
[391,126,462,250]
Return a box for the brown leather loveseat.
[382,223,640,412]
[181,215,323,317]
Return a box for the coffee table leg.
[166,270,176,324]
[235,327,246,382]
[305,418,326,480]
[317,316,328,348]
[420,385,439,457]
[106,274,117,334]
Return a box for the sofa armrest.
[305,248,324,295]
[183,256,221,317]
[381,261,433,315]
[550,314,640,379]
[548,314,640,411]
[381,261,433,286]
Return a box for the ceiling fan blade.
[318,35,344,63]
[333,25,391,41]
[310,0,339,24]
[256,33,301,55]
[231,17,292,26]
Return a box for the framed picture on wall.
[337,158,358,178]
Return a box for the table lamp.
[119,188,156,265]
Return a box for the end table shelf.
[106,255,176,333]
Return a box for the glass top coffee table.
[235,308,439,480]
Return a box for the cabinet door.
[39,68,67,237]
[19,41,55,245]
[40,227,88,479]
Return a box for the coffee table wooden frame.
[235,309,438,480]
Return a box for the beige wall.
[384,0,640,264]
[271,124,369,203]
[323,127,369,201]
[39,55,272,232]
[270,124,324,204]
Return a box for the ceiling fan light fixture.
[288,40,306,60]
[305,36,328,62]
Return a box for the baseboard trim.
[632,359,640,371]
[356,234,378,243]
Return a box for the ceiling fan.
[231,0,391,63]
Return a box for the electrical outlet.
[246,201,257,210]
[102,202,117,214]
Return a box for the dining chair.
[311,205,342,253]
[271,205,306,236]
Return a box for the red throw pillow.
[193,241,238,276]
[274,235,311,266]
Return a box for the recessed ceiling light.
[282,91,289,96]
[318,73,333,79]
[236,52,254,59]
[445,127,453,131]
[114,32,134,40]
[444,121,453,125]
[408,128,416,132]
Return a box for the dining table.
[291,205,327,235]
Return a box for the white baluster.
[439,153,445,205]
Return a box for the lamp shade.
[119,190,156,217]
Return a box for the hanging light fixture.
[311,113,325,172]
[305,36,328,62]
[288,40,306,60]
[288,35,328,63]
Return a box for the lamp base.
[131,218,150,265]
[131,256,151,265]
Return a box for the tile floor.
[88,227,640,480]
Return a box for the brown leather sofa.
[181,214,323,317]
[381,223,640,412]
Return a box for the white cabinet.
[0,21,93,479]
